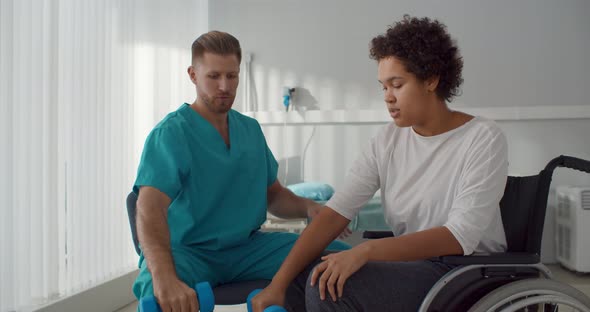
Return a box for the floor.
[115,264,590,312]
[547,263,590,295]
[117,301,244,312]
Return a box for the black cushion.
[440,252,540,265]
[213,279,271,305]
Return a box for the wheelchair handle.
[545,155,590,174]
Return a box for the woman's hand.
[310,246,369,302]
[250,284,286,312]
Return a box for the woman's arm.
[273,206,350,288]
[359,226,463,262]
[251,206,350,312]
[305,226,462,302]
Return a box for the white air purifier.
[555,186,590,273]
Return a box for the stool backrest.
[126,192,141,255]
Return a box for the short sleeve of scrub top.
[133,126,190,200]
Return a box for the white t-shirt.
[326,116,508,255]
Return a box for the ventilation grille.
[582,190,590,210]
[557,224,571,261]
[557,194,570,219]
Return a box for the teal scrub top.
[133,104,278,252]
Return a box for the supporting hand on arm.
[266,180,352,238]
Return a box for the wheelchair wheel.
[468,278,590,312]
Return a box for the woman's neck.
[412,103,473,137]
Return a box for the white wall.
[260,120,590,189]
[209,1,590,263]
[211,0,590,112]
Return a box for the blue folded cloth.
[287,182,335,201]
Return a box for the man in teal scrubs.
[132,30,348,312]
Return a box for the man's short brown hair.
[191,30,242,64]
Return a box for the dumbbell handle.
[247,289,287,312]
[139,281,215,312]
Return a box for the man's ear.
[187,65,197,84]
[426,75,440,92]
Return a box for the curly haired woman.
[252,15,509,312]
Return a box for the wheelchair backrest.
[500,175,544,253]
[499,155,590,255]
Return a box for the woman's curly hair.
[370,15,464,102]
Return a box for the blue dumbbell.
[247,289,287,312]
[139,281,215,312]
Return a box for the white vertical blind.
[0,0,207,311]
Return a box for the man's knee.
[132,251,217,300]
[132,266,154,300]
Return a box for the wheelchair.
[364,155,590,311]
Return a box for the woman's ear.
[426,75,440,92]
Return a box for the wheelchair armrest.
[439,252,540,265]
[361,232,540,265]
[362,231,394,239]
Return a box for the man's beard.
[202,94,234,114]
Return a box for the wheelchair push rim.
[468,278,590,312]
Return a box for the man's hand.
[152,275,199,312]
[308,205,352,239]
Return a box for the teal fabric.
[133,232,350,300]
[131,103,350,304]
[133,104,278,254]
[287,182,335,201]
